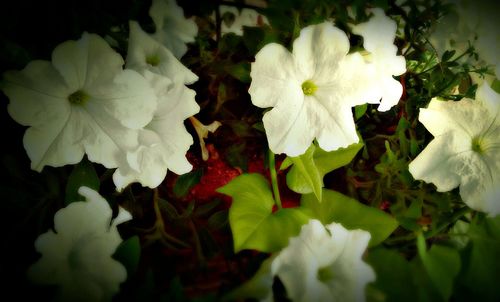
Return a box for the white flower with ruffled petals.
[352,8,406,112]
[270,219,375,302]
[149,0,198,58]
[249,22,381,156]
[2,33,157,172]
[409,83,500,216]
[27,187,132,302]
[113,22,199,190]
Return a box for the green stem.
[268,150,282,210]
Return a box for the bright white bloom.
[270,219,375,302]
[409,83,500,216]
[27,187,132,302]
[214,5,269,36]
[352,8,406,111]
[249,22,381,156]
[2,33,157,171]
[149,0,198,58]
[113,22,199,190]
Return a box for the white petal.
[377,76,404,112]
[292,22,350,81]
[3,60,71,127]
[149,0,198,58]
[476,83,500,117]
[52,33,124,90]
[127,21,198,85]
[262,82,314,156]
[352,8,397,53]
[249,43,298,108]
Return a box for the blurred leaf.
[113,235,141,277]
[301,189,398,246]
[355,104,368,120]
[225,62,251,83]
[207,210,228,230]
[65,158,99,205]
[173,169,203,198]
[217,173,309,252]
[222,256,274,301]
[417,234,461,301]
[367,248,416,302]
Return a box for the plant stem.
[268,150,282,210]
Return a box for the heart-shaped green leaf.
[217,173,310,253]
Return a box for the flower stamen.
[302,80,318,96]
[68,90,89,105]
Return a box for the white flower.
[352,8,406,111]
[270,219,375,302]
[27,187,132,302]
[113,22,199,190]
[409,83,500,216]
[429,0,499,83]
[113,72,199,190]
[2,32,157,172]
[149,0,198,58]
[249,22,381,156]
[214,5,269,36]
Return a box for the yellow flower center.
[471,136,486,154]
[68,90,89,105]
[146,55,161,66]
[302,80,317,96]
[317,266,334,282]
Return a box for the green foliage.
[283,142,363,201]
[301,189,398,246]
[173,169,203,198]
[217,173,310,252]
[113,235,141,277]
[64,158,99,204]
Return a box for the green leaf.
[173,169,203,198]
[65,158,100,205]
[225,62,251,83]
[217,173,310,252]
[222,256,274,301]
[113,235,141,277]
[367,248,417,302]
[288,144,322,201]
[285,142,363,201]
[301,189,398,246]
[417,234,461,301]
[455,215,500,301]
[355,104,368,120]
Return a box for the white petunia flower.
[2,33,157,172]
[270,219,375,302]
[27,187,132,302]
[149,0,198,58]
[409,83,500,216]
[213,5,269,36]
[249,22,381,156]
[429,0,499,83]
[352,8,406,111]
[113,22,199,190]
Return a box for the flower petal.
[249,43,298,108]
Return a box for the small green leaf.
[301,189,398,246]
[173,169,203,198]
[355,104,368,120]
[288,144,322,201]
[113,235,141,277]
[417,234,461,301]
[225,62,251,83]
[285,142,363,202]
[217,173,309,252]
[65,158,100,204]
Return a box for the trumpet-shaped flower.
[113,22,199,190]
[27,187,132,302]
[352,8,406,111]
[149,0,198,58]
[2,33,157,171]
[214,5,269,36]
[249,22,381,156]
[409,84,500,216]
[270,219,375,302]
